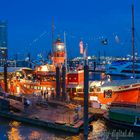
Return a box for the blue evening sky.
[0,0,140,59]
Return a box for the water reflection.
[0,118,139,140]
[88,119,107,140]
[6,119,82,140]
[8,121,24,140]
[28,131,41,140]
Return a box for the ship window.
[34,86,37,89]
[77,88,83,92]
[136,117,140,125]
[97,88,101,92]
[104,90,112,98]
[90,87,94,92]
[72,88,76,93]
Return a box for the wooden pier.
[0,94,95,134]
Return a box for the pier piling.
[84,64,89,140]
[4,63,8,93]
[56,66,60,99]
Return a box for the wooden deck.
[0,94,95,134]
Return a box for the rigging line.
[119,36,132,55]
[29,31,48,46]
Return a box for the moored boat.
[104,102,140,131]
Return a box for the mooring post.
[56,66,60,99]
[4,63,8,93]
[84,64,89,140]
[62,65,66,101]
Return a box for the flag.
[83,44,88,59]
[79,40,84,54]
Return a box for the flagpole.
[84,43,88,65]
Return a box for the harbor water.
[0,117,140,140]
[0,73,140,140]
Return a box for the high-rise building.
[0,20,8,65]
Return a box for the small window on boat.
[72,88,76,93]
[76,88,83,93]
[97,88,101,92]
[34,86,37,89]
[104,90,112,98]
[136,117,140,125]
[89,87,94,92]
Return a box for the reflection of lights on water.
[28,131,41,140]
[8,127,24,140]
[89,119,107,139]
[8,121,24,140]
[9,121,21,127]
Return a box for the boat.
[70,77,140,108]
[106,60,140,78]
[80,3,140,108]
[104,102,140,131]
[5,37,67,96]
[89,78,140,107]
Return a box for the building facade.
[0,20,8,65]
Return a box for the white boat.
[106,60,140,78]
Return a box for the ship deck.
[101,79,140,87]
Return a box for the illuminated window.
[104,90,112,98]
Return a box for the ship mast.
[64,31,67,71]
[132,3,135,78]
[52,17,54,57]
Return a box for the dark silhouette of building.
[0,20,8,65]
